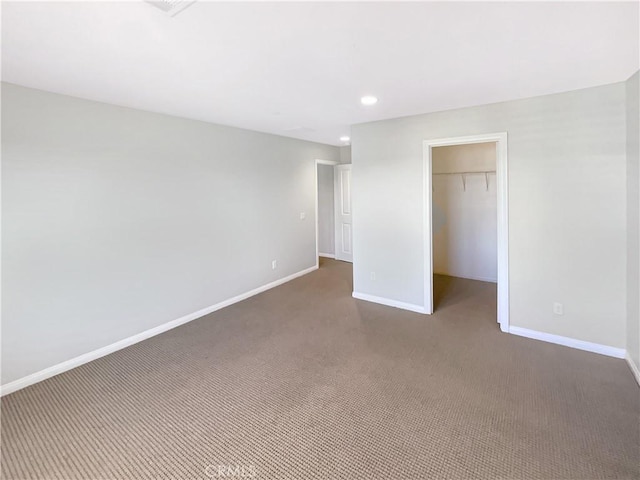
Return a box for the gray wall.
[339,146,352,164]
[317,164,335,255]
[352,82,627,349]
[627,71,640,371]
[1,83,339,386]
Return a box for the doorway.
[423,133,509,332]
[333,164,353,262]
[315,160,352,267]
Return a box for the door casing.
[423,133,509,332]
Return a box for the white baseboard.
[318,253,335,259]
[508,326,626,359]
[352,291,428,314]
[626,353,640,386]
[0,265,318,397]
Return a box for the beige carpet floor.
[2,259,639,479]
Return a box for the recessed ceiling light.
[340,136,350,142]
[360,96,378,106]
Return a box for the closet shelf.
[433,171,496,192]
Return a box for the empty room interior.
[1,1,639,479]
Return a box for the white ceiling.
[2,1,638,146]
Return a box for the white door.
[334,164,353,262]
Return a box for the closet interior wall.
[432,143,498,283]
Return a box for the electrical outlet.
[553,302,564,315]
[271,260,277,270]
[370,272,376,280]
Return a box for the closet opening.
[423,133,509,331]
[432,142,496,317]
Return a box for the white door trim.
[315,159,339,268]
[423,132,509,332]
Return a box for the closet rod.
[432,171,495,192]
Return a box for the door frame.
[315,159,339,269]
[423,132,509,332]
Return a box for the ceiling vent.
[146,0,196,17]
